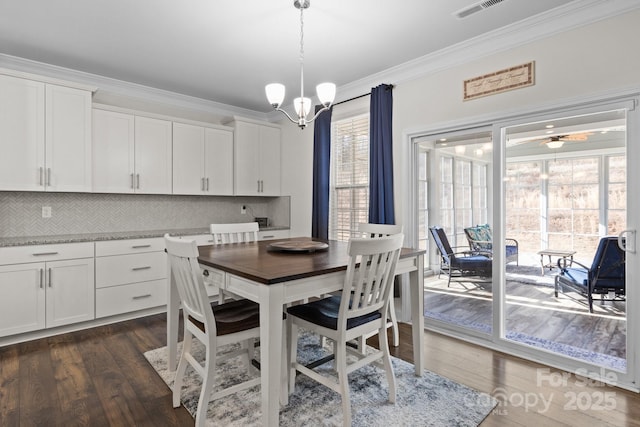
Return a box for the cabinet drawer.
[96,279,166,318]
[258,230,290,241]
[96,251,166,288]
[95,237,165,256]
[0,242,94,265]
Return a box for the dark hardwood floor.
[1,314,638,426]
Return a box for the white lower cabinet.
[0,243,94,338]
[95,238,167,318]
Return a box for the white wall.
[281,10,640,235]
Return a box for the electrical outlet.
[42,206,52,218]
[241,205,247,214]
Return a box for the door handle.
[39,268,44,289]
[47,168,51,187]
[48,268,52,287]
[618,230,636,253]
[206,177,209,191]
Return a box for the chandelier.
[265,0,336,129]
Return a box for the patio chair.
[429,226,492,287]
[554,236,625,313]
[464,223,519,265]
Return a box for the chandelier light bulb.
[316,82,336,107]
[294,97,312,118]
[265,83,285,108]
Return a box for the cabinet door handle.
[33,251,59,256]
[257,180,260,193]
[136,174,140,189]
[48,268,52,287]
[39,268,44,289]
[130,173,135,189]
[39,167,44,186]
[201,177,205,191]
[131,244,151,249]
[47,168,51,186]
[132,294,152,300]
[206,177,209,191]
[132,266,152,271]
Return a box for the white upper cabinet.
[134,116,173,194]
[92,110,172,194]
[172,122,233,195]
[0,74,91,192]
[92,109,135,193]
[233,119,281,196]
[45,85,92,192]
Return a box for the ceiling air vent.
[454,0,508,19]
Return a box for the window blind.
[329,114,369,241]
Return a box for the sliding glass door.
[502,106,632,376]
[413,97,639,388]
[417,129,494,335]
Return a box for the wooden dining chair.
[164,234,261,427]
[210,222,259,244]
[286,234,404,426]
[356,223,403,348]
[209,222,259,301]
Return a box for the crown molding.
[0,53,269,122]
[334,0,640,103]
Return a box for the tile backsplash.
[0,192,290,238]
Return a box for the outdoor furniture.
[537,249,576,276]
[554,236,626,313]
[430,226,492,287]
[464,224,519,265]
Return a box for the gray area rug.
[144,332,497,426]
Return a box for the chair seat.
[451,255,492,272]
[189,299,260,336]
[558,267,589,288]
[287,295,381,331]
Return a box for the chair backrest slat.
[357,223,403,239]
[210,222,259,245]
[339,234,403,325]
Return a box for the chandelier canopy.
[265,0,336,129]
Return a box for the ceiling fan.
[537,132,594,149]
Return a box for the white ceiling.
[0,0,626,114]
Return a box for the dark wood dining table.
[166,236,425,426]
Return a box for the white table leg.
[167,273,180,371]
[410,254,425,375]
[258,283,285,426]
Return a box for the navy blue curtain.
[311,105,332,239]
[369,84,395,224]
